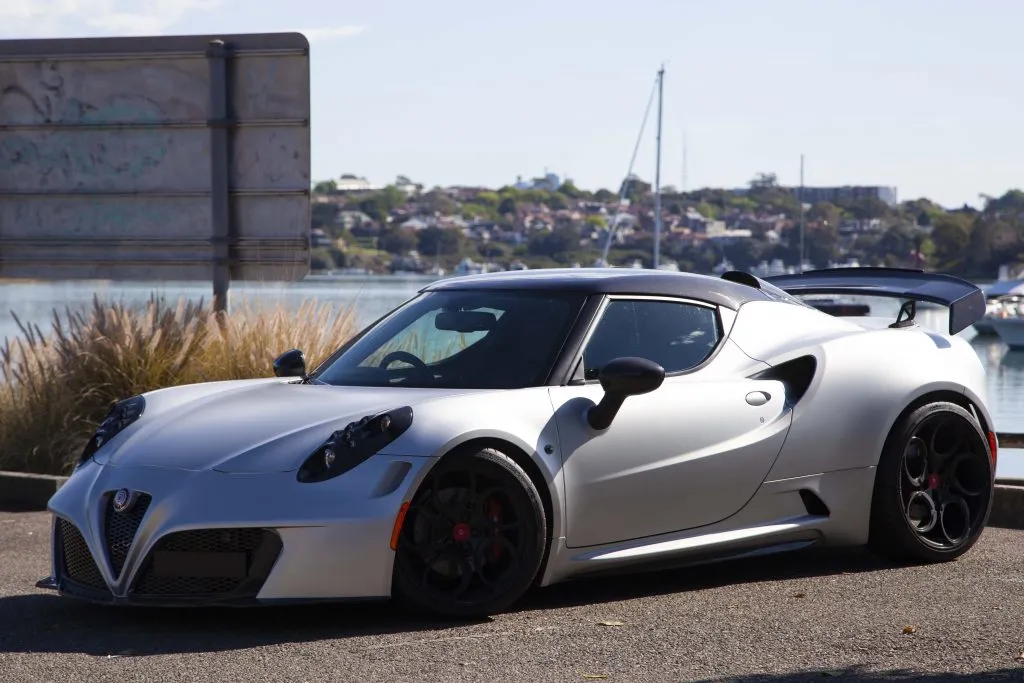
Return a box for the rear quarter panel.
[727,301,989,481]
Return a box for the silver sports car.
[38,267,998,618]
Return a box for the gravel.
[1,510,1022,682]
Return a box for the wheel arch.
[421,436,559,585]
[880,388,994,462]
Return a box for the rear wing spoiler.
[754,268,985,335]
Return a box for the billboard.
[0,32,311,307]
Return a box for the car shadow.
[514,545,900,613]
[699,667,1024,682]
[0,546,900,657]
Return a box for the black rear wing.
[758,267,985,335]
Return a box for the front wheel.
[391,447,548,619]
[868,401,994,563]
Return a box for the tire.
[391,447,548,619]
[868,401,994,563]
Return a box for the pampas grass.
[0,295,359,475]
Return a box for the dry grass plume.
[0,295,359,475]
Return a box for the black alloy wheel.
[391,447,547,618]
[869,401,994,562]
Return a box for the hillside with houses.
[309,172,1024,281]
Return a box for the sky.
[2,0,1022,208]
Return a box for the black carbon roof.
[421,268,771,309]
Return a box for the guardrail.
[998,433,1024,449]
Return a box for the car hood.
[94,379,476,473]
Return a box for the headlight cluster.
[78,395,146,465]
[297,406,414,483]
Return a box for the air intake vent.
[749,355,817,405]
[58,519,107,591]
[799,489,830,517]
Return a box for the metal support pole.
[798,153,805,273]
[653,65,664,270]
[207,39,233,314]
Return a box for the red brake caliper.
[486,497,504,562]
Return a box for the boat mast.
[653,64,665,270]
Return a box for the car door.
[549,295,792,549]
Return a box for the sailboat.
[598,65,671,270]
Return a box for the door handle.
[745,391,770,406]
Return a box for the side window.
[581,299,721,379]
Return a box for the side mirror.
[273,349,307,378]
[587,357,665,430]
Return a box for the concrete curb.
[990,483,1024,530]
[0,471,67,511]
[1,469,1022,530]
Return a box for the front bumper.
[39,455,431,606]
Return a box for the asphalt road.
[1,511,1022,683]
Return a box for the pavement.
[0,511,1023,683]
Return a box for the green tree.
[544,193,569,211]
[527,227,581,261]
[559,181,583,198]
[475,191,500,208]
[418,227,465,255]
[498,196,518,216]
[695,202,718,220]
[311,202,339,231]
[749,172,778,189]
[313,179,337,194]
[930,214,973,269]
[619,175,651,204]
[377,227,418,254]
[807,202,841,229]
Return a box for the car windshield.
[312,289,587,389]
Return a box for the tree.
[695,201,718,220]
[498,196,518,216]
[417,227,464,256]
[313,179,337,194]
[527,227,581,260]
[377,227,418,254]
[839,196,892,221]
[805,223,840,267]
[619,175,651,204]
[543,193,569,211]
[311,202,339,231]
[930,214,973,269]
[807,202,841,229]
[475,191,500,208]
[558,181,583,199]
[749,172,778,189]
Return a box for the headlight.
[297,406,414,483]
[78,395,146,465]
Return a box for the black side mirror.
[273,349,307,378]
[587,357,665,430]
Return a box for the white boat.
[987,296,1024,349]
[974,276,1024,336]
[989,317,1024,350]
[976,293,1024,337]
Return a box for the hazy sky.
[3,0,1021,207]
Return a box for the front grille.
[132,528,281,598]
[104,492,152,578]
[58,519,107,591]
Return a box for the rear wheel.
[869,401,994,562]
[391,447,547,618]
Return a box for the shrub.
[0,295,359,475]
